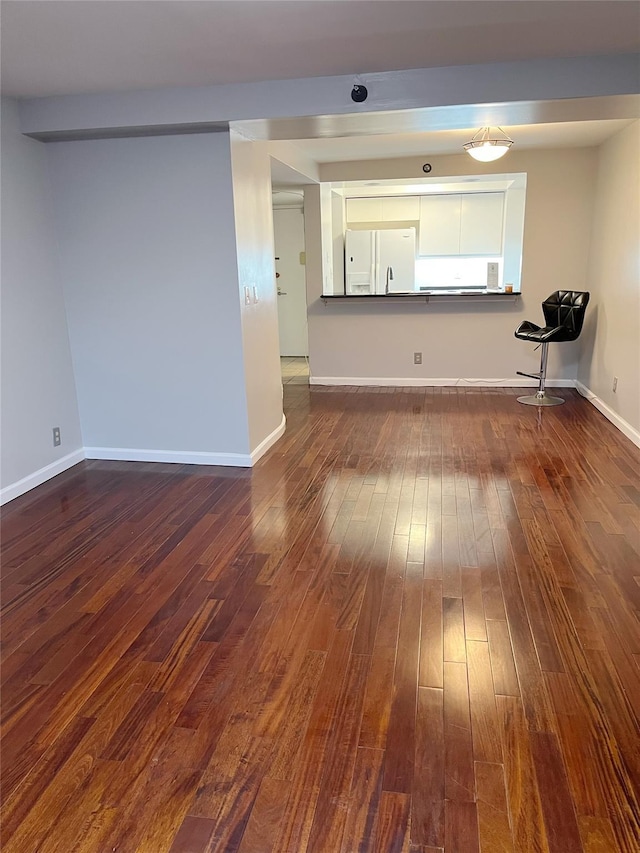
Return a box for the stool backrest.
[542,291,590,340]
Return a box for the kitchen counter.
[321,290,520,303]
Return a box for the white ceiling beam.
[19,54,639,141]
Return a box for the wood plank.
[411,687,444,848]
[264,649,326,782]
[168,815,217,853]
[530,730,583,853]
[358,643,397,751]
[443,597,466,663]
[306,653,371,853]
[491,529,556,733]
[340,747,384,853]
[475,761,515,853]
[443,661,474,803]
[543,671,610,819]
[496,695,550,853]
[237,777,290,853]
[373,791,411,853]
[445,800,480,853]
[269,629,354,853]
[578,815,620,853]
[486,620,520,697]
[466,640,502,764]
[419,579,443,689]
[462,568,487,641]
[382,562,423,794]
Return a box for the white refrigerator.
[345,228,416,295]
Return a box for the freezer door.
[345,230,375,294]
[377,228,416,293]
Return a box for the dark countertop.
[321,290,520,300]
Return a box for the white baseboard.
[84,446,254,467]
[1,417,289,506]
[251,414,286,464]
[0,449,85,506]
[310,376,577,388]
[576,381,640,448]
[85,417,287,468]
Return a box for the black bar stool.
[515,290,590,406]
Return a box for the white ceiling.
[287,119,633,163]
[1,1,639,99]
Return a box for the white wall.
[1,97,83,501]
[229,132,285,453]
[331,192,345,294]
[578,121,640,440]
[309,148,597,383]
[303,185,323,379]
[266,141,321,185]
[319,184,336,297]
[47,131,253,462]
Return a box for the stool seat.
[514,322,565,343]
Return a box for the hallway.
[281,356,309,385]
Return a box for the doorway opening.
[280,356,310,385]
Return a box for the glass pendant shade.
[464,127,514,162]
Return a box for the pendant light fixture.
[463,126,514,162]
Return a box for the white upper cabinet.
[347,192,505,256]
[381,196,420,221]
[346,195,420,223]
[459,193,504,255]
[346,197,383,222]
[418,192,505,256]
[418,195,461,255]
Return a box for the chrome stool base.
[517,391,565,406]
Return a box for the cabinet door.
[346,197,383,223]
[418,194,461,255]
[382,196,420,221]
[459,193,504,255]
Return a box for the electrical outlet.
[414,352,422,365]
[612,376,618,392]
[53,427,61,447]
[244,286,251,305]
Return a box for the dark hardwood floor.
[2,385,639,853]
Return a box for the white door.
[273,207,308,356]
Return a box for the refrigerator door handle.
[385,265,394,294]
